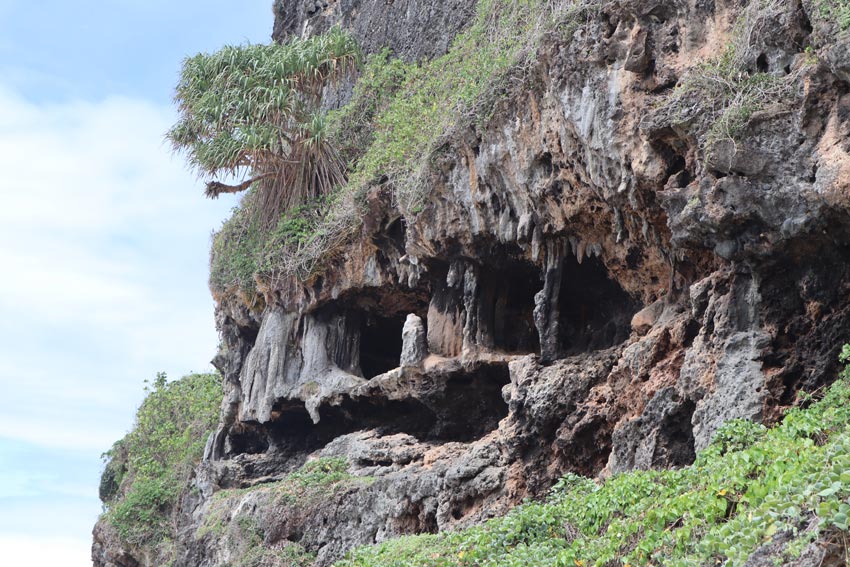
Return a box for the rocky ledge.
[94,0,850,565]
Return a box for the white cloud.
[0,88,237,370]
[0,535,91,567]
[0,84,241,556]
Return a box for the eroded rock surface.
[94,0,850,565]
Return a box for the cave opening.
[359,313,405,379]
[257,363,511,459]
[226,422,270,455]
[557,254,638,354]
[480,261,541,354]
[320,362,511,442]
[431,362,511,441]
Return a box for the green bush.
[168,28,359,226]
[815,0,850,32]
[340,0,594,213]
[100,372,222,555]
[210,0,597,288]
[328,49,414,166]
[210,199,263,296]
[336,354,850,567]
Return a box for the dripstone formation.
[93,0,850,565]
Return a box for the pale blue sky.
[0,2,272,564]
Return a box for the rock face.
[272,0,475,61]
[94,0,850,565]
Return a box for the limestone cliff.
[94,0,850,565]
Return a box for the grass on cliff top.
[335,349,850,567]
[209,0,597,293]
[99,372,222,556]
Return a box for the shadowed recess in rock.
[323,363,511,442]
[358,312,406,378]
[226,421,270,455]
[479,261,541,354]
[557,254,639,355]
[252,362,512,458]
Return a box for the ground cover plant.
[334,348,850,567]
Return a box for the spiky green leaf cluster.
[209,0,597,290]
[168,28,359,222]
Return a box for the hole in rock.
[236,322,260,345]
[655,139,688,178]
[655,399,696,467]
[479,261,541,354]
[756,53,769,73]
[557,254,638,354]
[359,313,405,378]
[226,422,269,455]
[257,363,512,459]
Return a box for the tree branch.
[204,173,274,199]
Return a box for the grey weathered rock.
[400,314,427,368]
[273,0,476,61]
[94,0,850,564]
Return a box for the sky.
[0,2,272,565]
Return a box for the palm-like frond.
[167,28,360,225]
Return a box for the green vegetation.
[334,0,585,213]
[815,0,850,32]
[208,0,596,289]
[100,372,222,557]
[328,49,413,166]
[657,0,802,156]
[229,542,317,567]
[213,513,316,567]
[335,352,850,567]
[667,46,791,152]
[168,28,359,226]
[196,458,371,566]
[208,192,336,294]
[204,457,358,509]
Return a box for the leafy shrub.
[340,0,595,213]
[210,0,597,288]
[100,372,222,557]
[328,49,414,166]
[336,354,850,567]
[815,0,850,32]
[210,198,263,296]
[168,29,359,226]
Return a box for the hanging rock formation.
[94,0,850,565]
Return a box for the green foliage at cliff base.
[335,352,850,567]
[99,372,222,557]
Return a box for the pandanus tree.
[167,29,360,226]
